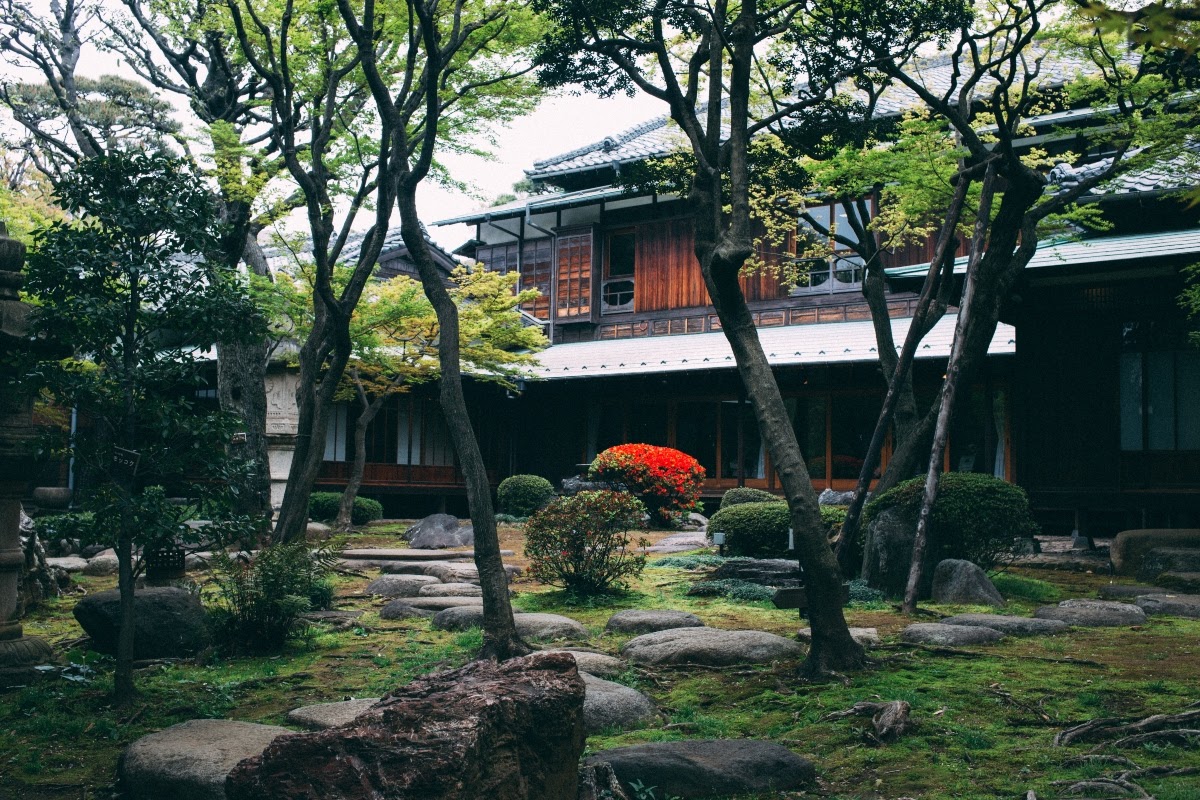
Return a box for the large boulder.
[582,674,657,734]
[363,574,439,597]
[1138,547,1200,582]
[605,609,704,635]
[1034,599,1147,627]
[621,628,802,667]
[73,587,208,658]
[378,600,435,621]
[940,613,1069,636]
[705,558,801,587]
[120,719,289,800]
[225,653,586,800]
[405,514,474,549]
[900,623,1005,646]
[862,506,924,598]
[1110,529,1200,576]
[819,488,856,506]
[930,559,1005,606]
[585,740,816,799]
[1134,593,1200,619]
[287,698,380,730]
[1157,572,1200,593]
[83,551,120,576]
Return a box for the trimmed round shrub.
[589,443,705,527]
[719,487,777,509]
[524,490,647,595]
[307,492,384,526]
[709,501,845,557]
[862,472,1039,570]
[497,474,556,517]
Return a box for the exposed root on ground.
[1055,708,1200,747]
[821,700,915,743]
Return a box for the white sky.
[0,8,663,253]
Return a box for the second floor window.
[603,229,636,313]
[793,202,865,295]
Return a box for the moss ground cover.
[4,532,1198,799]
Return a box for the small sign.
[787,527,795,550]
[112,447,140,479]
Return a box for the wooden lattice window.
[521,238,553,319]
[555,230,593,319]
[476,242,520,274]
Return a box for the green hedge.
[718,487,778,509]
[862,472,1038,569]
[497,474,556,517]
[709,501,848,558]
[307,492,383,526]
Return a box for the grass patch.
[991,571,1063,603]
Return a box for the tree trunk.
[396,186,528,661]
[335,389,384,532]
[114,529,136,704]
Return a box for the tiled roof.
[527,314,1013,380]
[264,227,460,276]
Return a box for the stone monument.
[0,221,55,685]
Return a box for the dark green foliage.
[687,578,776,602]
[524,490,647,595]
[649,554,729,569]
[863,472,1039,569]
[847,578,886,604]
[307,492,382,525]
[497,474,556,516]
[821,505,848,533]
[719,487,778,509]
[708,501,792,558]
[206,542,341,653]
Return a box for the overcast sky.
[0,9,663,254]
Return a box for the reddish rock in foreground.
[226,652,585,800]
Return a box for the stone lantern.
[0,221,55,685]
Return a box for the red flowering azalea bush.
[524,490,648,595]
[589,443,706,527]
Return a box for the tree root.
[1056,708,1200,747]
[822,700,915,743]
[1094,728,1200,752]
[1051,776,1150,797]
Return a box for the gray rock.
[683,513,709,530]
[605,609,704,635]
[1111,529,1200,575]
[342,548,474,562]
[286,698,380,730]
[1034,599,1148,627]
[84,552,120,576]
[1157,572,1200,593]
[1138,547,1200,582]
[19,507,35,534]
[46,556,88,573]
[433,607,588,641]
[405,513,474,549]
[401,596,485,611]
[377,600,434,620]
[862,507,922,598]
[120,719,290,800]
[1098,583,1162,599]
[1134,593,1200,618]
[582,673,657,734]
[32,486,72,509]
[819,488,856,506]
[645,532,712,553]
[540,649,625,678]
[797,627,881,648]
[74,587,208,658]
[363,574,439,597]
[621,628,803,667]
[561,476,611,496]
[424,562,484,583]
[707,558,801,587]
[184,552,212,570]
[900,622,1005,646]
[931,559,1005,606]
[305,522,332,541]
[301,610,363,629]
[417,582,482,597]
[940,613,1069,636]
[1013,537,1042,556]
[585,739,816,799]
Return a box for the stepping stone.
[342,548,473,561]
[540,648,625,678]
[900,622,1005,646]
[1098,583,1162,599]
[432,607,588,641]
[400,596,484,611]
[418,582,482,597]
[378,600,435,620]
[582,673,657,734]
[797,627,881,648]
[584,739,816,798]
[46,556,88,572]
[936,618,1070,633]
[1157,571,1200,593]
[363,574,439,597]
[1034,599,1147,627]
[120,719,290,800]
[940,614,1068,636]
[301,610,363,628]
[286,698,379,730]
[645,533,711,553]
[708,558,800,587]
[621,628,802,666]
[84,552,119,576]
[605,609,704,635]
[1138,547,1200,581]
[1135,593,1200,618]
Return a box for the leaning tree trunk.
[396,186,528,661]
[335,386,385,532]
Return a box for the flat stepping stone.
[540,648,625,678]
[1157,571,1200,593]
[401,596,484,611]
[621,628,802,666]
[1135,593,1200,618]
[286,698,379,730]
[301,610,363,627]
[120,719,290,800]
[432,607,588,641]
[363,574,439,597]
[378,600,435,620]
[46,556,88,572]
[605,609,704,634]
[1035,599,1147,627]
[1098,583,1162,599]
[585,739,816,798]
[940,614,1068,636]
[900,622,1005,646]
[418,582,482,597]
[342,548,473,561]
[582,673,657,734]
[645,533,712,553]
[797,627,881,648]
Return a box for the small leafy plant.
[524,490,648,595]
[497,474,556,516]
[589,443,705,527]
